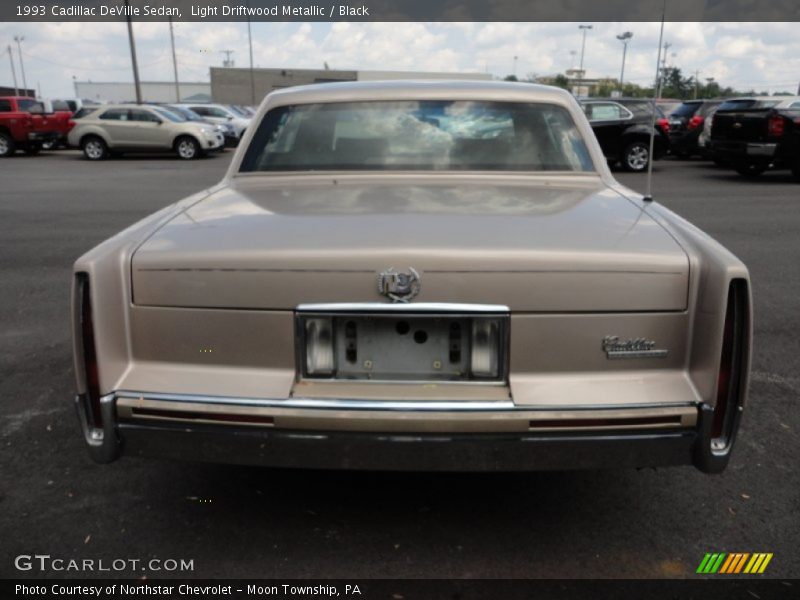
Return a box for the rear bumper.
[75,393,738,473]
[27,131,61,142]
[668,130,702,153]
[711,141,778,160]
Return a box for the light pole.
[616,31,633,91]
[513,55,518,79]
[124,0,142,104]
[6,45,19,96]
[577,25,593,97]
[168,18,180,102]
[13,36,28,96]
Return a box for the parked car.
[159,103,237,148]
[656,99,682,120]
[67,104,224,160]
[72,81,751,474]
[0,96,73,157]
[710,98,800,179]
[176,103,250,143]
[580,98,669,171]
[668,99,723,158]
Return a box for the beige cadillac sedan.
[67,104,224,160]
[71,81,751,472]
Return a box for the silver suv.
[67,104,224,160]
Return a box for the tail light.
[688,115,705,130]
[77,273,103,427]
[767,115,784,138]
[711,280,748,446]
[657,118,670,133]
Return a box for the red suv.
[0,96,74,157]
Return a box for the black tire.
[621,141,650,172]
[791,159,800,182]
[712,157,730,168]
[733,162,767,178]
[82,136,109,160]
[24,143,42,156]
[175,136,201,160]
[0,131,17,157]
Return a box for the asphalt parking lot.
[1,151,798,579]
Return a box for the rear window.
[718,99,779,111]
[240,100,594,173]
[670,102,702,118]
[0,99,11,112]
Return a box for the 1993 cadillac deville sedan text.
[71,80,751,473]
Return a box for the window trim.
[582,101,634,123]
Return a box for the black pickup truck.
[711,101,800,180]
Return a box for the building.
[210,67,493,105]
[73,81,211,103]
[0,85,35,97]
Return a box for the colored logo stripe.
[698,553,773,574]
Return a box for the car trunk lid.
[131,177,689,312]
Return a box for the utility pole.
[221,50,235,68]
[124,0,142,103]
[14,36,28,96]
[247,13,255,104]
[513,55,518,78]
[660,41,672,92]
[577,25,593,97]
[7,45,19,95]
[616,31,633,91]
[168,17,180,102]
[694,69,700,99]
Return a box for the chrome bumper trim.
[113,390,697,413]
[296,302,510,313]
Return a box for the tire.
[175,136,201,160]
[0,131,16,157]
[733,162,767,178]
[82,136,109,161]
[712,157,730,168]
[791,159,800,182]
[24,143,42,156]
[621,141,650,172]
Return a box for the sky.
[0,21,798,99]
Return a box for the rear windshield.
[718,99,779,111]
[240,101,593,173]
[671,102,702,118]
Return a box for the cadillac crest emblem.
[378,267,421,303]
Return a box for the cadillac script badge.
[602,335,669,359]
[378,267,421,303]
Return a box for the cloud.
[0,21,797,99]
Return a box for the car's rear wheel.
[622,141,650,172]
[733,162,767,178]
[791,159,800,182]
[82,136,109,160]
[0,131,16,157]
[175,136,201,160]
